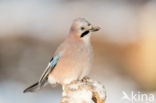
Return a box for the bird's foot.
[81,76,90,82]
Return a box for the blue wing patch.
[50,53,62,67]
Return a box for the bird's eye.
[81,27,85,30]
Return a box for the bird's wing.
[39,53,62,86]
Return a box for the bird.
[23,18,100,93]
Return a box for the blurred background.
[0,0,156,103]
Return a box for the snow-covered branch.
[60,77,106,103]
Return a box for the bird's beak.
[90,26,100,32]
[85,25,100,32]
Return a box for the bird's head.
[69,18,100,41]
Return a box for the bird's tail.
[23,82,40,93]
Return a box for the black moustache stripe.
[80,30,90,38]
